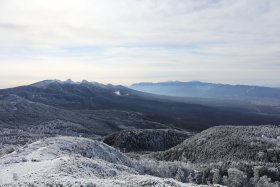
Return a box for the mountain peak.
[31,79,86,88]
[65,79,75,84]
[31,79,62,88]
[81,80,90,84]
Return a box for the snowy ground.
[0,136,213,187]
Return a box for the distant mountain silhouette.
[131,81,280,100]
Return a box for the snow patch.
[114,90,121,96]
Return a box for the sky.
[0,0,280,88]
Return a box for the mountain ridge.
[131,80,280,89]
[131,81,280,100]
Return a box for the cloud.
[0,0,279,87]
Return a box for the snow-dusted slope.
[0,136,208,187]
[0,94,169,136]
[154,125,280,163]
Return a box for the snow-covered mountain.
[2,80,280,132]
[154,125,280,163]
[0,136,210,187]
[151,125,280,186]
[1,126,279,186]
[1,80,280,186]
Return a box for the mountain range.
[131,81,280,101]
[1,79,280,132]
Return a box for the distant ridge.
[131,81,280,100]
[131,80,277,87]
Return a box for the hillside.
[0,94,168,136]
[153,125,280,163]
[103,129,193,152]
[1,128,279,186]
[145,125,280,186]
[0,136,209,187]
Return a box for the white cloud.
[0,0,279,87]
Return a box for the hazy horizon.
[1,0,280,88]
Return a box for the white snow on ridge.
[0,136,210,187]
[31,79,108,89]
[114,90,121,96]
[31,79,62,88]
[114,90,130,96]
